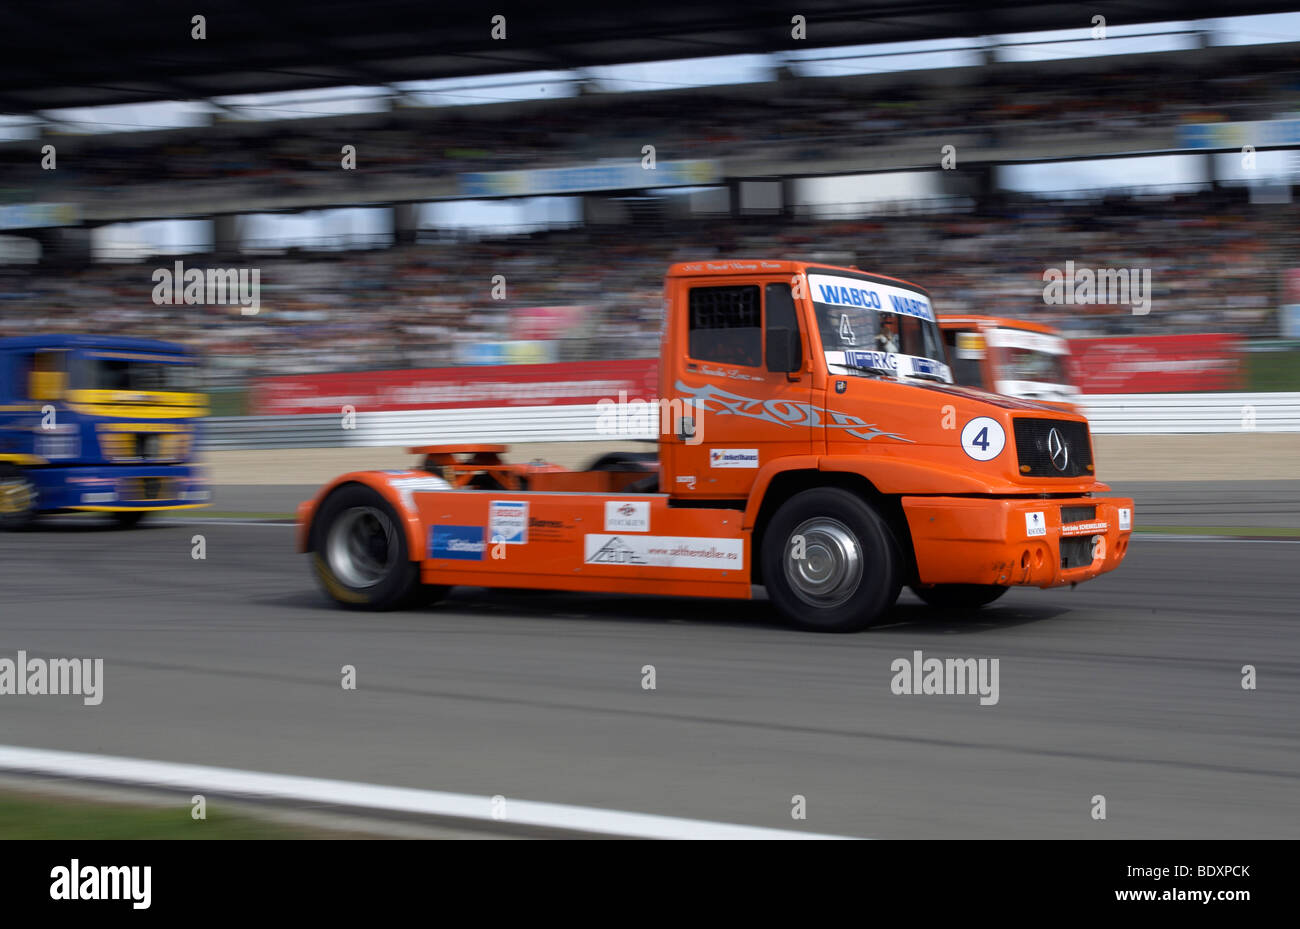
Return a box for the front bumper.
[26,464,211,512]
[902,495,1133,588]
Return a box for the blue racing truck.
[0,335,210,529]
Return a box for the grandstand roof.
[5,0,1298,113]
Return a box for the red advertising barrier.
[1067,334,1244,394]
[252,359,659,415]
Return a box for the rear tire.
[584,451,657,472]
[761,487,902,632]
[910,584,1009,609]
[112,511,148,529]
[0,464,37,531]
[310,483,447,610]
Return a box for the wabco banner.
[806,273,935,321]
[253,359,658,414]
[1067,334,1244,393]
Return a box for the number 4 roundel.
[960,417,1006,461]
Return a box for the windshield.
[988,328,1071,385]
[74,354,198,392]
[807,270,951,382]
[1003,347,1069,384]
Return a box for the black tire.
[584,451,657,472]
[0,464,37,531]
[309,483,448,610]
[112,511,148,528]
[761,487,902,632]
[910,584,1009,609]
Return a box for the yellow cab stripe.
[64,389,208,419]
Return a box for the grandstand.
[0,2,1297,390]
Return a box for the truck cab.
[0,335,210,528]
[939,315,1081,411]
[300,260,1133,631]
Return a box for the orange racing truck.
[298,261,1133,632]
[939,315,1082,411]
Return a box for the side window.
[10,353,33,400]
[688,285,761,367]
[764,282,801,373]
[944,330,986,388]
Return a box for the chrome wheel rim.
[325,506,398,588]
[783,517,863,608]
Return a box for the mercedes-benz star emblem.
[1047,427,1069,471]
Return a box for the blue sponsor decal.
[887,294,932,320]
[845,350,899,371]
[430,525,486,560]
[910,357,947,377]
[816,283,882,310]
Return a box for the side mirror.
[766,327,802,375]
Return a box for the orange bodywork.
[299,260,1132,603]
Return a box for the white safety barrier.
[1081,392,1300,434]
[0,744,848,839]
[199,392,1300,450]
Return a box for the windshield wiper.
[902,370,948,383]
[835,363,897,380]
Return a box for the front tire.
[310,484,446,610]
[761,487,902,632]
[112,511,148,529]
[0,464,37,531]
[910,584,1009,609]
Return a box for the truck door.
[663,279,813,500]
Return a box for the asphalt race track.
[1,484,1297,838]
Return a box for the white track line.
[0,745,851,840]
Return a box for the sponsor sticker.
[528,515,569,541]
[388,475,453,509]
[1118,507,1132,531]
[584,534,744,570]
[987,328,1069,355]
[709,448,759,469]
[835,350,952,383]
[488,500,528,544]
[429,525,486,560]
[605,500,650,533]
[1026,512,1046,537]
[806,273,935,321]
[845,349,900,372]
[1061,521,1109,536]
